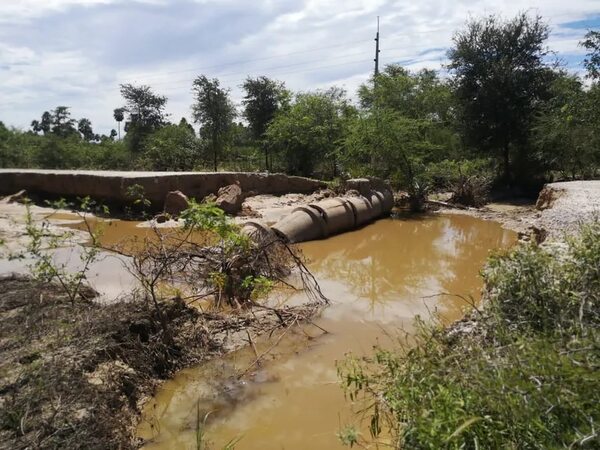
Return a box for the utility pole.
[374,16,380,77]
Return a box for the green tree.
[77,118,95,142]
[581,30,600,80]
[265,88,353,178]
[344,108,440,209]
[113,107,126,140]
[359,66,453,122]
[178,117,195,135]
[534,73,600,179]
[119,84,168,152]
[140,123,200,171]
[448,13,554,187]
[51,106,78,138]
[31,109,75,137]
[31,111,52,135]
[191,75,236,171]
[241,76,289,171]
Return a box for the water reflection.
[300,214,513,323]
[138,214,515,450]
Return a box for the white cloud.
[0,0,598,134]
[0,0,113,24]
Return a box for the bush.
[339,222,600,449]
[426,159,493,206]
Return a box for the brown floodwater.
[136,214,516,450]
[0,213,213,301]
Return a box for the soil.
[0,272,320,450]
[435,181,600,241]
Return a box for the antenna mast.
[374,16,380,77]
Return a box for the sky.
[0,0,599,135]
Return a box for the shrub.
[426,159,493,206]
[339,222,600,449]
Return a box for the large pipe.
[271,206,327,243]
[369,191,384,218]
[345,196,374,226]
[308,198,355,235]
[240,221,277,242]
[259,188,394,245]
[381,189,394,213]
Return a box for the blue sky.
[1,0,598,135]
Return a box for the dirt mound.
[0,273,323,449]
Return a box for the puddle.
[136,214,516,449]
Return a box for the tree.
[358,65,462,167]
[265,88,353,177]
[51,106,78,138]
[78,118,95,142]
[119,84,168,151]
[344,108,440,210]
[178,117,195,135]
[140,123,200,171]
[110,129,118,140]
[241,76,289,171]
[191,75,236,171]
[359,66,453,122]
[533,74,597,179]
[581,30,600,80]
[40,111,52,135]
[448,13,554,187]
[113,107,126,140]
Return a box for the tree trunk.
[503,143,511,187]
[264,145,269,172]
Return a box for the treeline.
[1,13,599,197]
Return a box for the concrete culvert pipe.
[271,206,328,243]
[240,221,277,243]
[369,191,384,218]
[346,196,374,226]
[381,189,394,213]
[309,198,356,236]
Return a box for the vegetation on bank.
[1,14,599,202]
[338,222,600,449]
[0,198,326,449]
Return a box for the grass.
[338,222,600,449]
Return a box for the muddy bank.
[0,273,321,450]
[437,180,600,240]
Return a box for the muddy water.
[0,213,209,300]
[137,214,515,450]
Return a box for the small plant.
[125,183,151,218]
[337,425,360,448]
[12,197,106,304]
[112,199,327,347]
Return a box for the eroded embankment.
[0,273,322,450]
[0,169,325,209]
[440,180,600,240]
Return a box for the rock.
[536,185,563,210]
[155,213,169,224]
[216,183,243,215]
[203,194,217,204]
[164,191,189,216]
[2,189,28,204]
[529,225,548,244]
[239,204,262,218]
[315,189,335,200]
[345,179,372,196]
